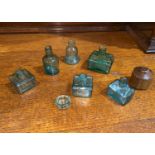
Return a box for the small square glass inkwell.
[107,77,135,105]
[88,45,114,74]
[9,68,36,94]
[72,73,93,98]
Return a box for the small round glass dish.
[55,95,71,109]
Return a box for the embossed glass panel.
[64,40,80,65]
[88,45,114,74]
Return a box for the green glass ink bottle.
[42,45,59,75]
[9,68,36,94]
[107,77,135,105]
[72,73,93,97]
[88,45,114,74]
[64,40,80,65]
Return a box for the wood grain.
[0,22,154,33]
[0,31,155,132]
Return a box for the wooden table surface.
[0,31,155,132]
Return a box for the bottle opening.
[99,45,106,51]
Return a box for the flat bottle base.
[64,56,80,65]
[44,69,59,76]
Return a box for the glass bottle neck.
[99,45,106,53]
[68,40,76,47]
[45,50,53,56]
[79,74,87,86]
[119,77,128,87]
[45,46,53,56]
[16,70,26,79]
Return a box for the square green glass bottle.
[107,77,135,105]
[9,68,36,94]
[88,45,114,74]
[72,73,93,98]
[42,46,59,75]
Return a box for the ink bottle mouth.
[68,40,76,46]
[16,69,26,79]
[119,77,128,87]
[99,45,107,51]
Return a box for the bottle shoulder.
[89,50,114,62]
[66,46,78,52]
[43,55,58,61]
